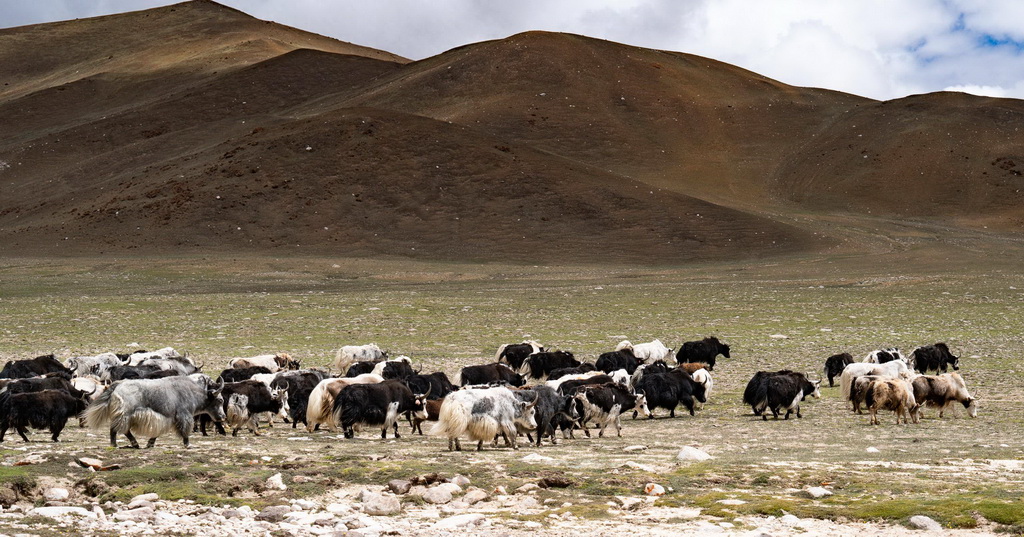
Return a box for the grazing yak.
[823,353,854,387]
[333,380,428,439]
[595,348,644,375]
[333,344,387,374]
[520,351,580,380]
[523,385,578,446]
[839,361,912,411]
[675,337,730,371]
[304,374,385,432]
[617,340,673,363]
[495,341,543,372]
[633,369,706,418]
[370,356,415,380]
[456,363,525,387]
[66,352,124,378]
[229,353,299,373]
[0,389,92,442]
[574,383,650,437]
[745,370,820,420]
[431,386,538,451]
[0,355,72,379]
[863,347,906,365]
[911,372,977,420]
[547,363,597,381]
[85,375,226,448]
[863,378,918,425]
[912,343,960,373]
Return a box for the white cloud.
[2,0,1024,101]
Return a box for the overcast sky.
[3,0,1023,101]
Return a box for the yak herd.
[0,336,978,450]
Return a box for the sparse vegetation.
[0,255,1022,534]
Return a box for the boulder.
[909,515,943,531]
[805,486,833,499]
[676,446,713,462]
[360,493,401,516]
[421,487,453,505]
[266,473,287,491]
[255,505,293,522]
[43,488,69,502]
[433,513,486,529]
[463,488,489,505]
[387,479,412,495]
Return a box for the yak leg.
[17,426,31,442]
[122,431,142,449]
[50,422,65,442]
[146,437,158,448]
[476,440,484,451]
[0,425,7,442]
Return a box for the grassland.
[0,254,1021,533]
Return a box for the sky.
[2,0,1023,101]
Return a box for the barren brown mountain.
[1,0,1022,263]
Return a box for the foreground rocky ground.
[2,477,1007,537]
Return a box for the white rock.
[43,488,70,502]
[521,453,554,462]
[449,475,471,487]
[360,493,401,516]
[130,493,159,504]
[113,506,155,522]
[717,499,747,505]
[463,488,489,505]
[909,515,943,531]
[266,473,287,491]
[433,513,486,529]
[677,446,713,461]
[326,503,352,515]
[623,461,656,473]
[805,486,833,498]
[623,445,647,452]
[31,506,96,518]
[516,483,541,494]
[618,497,644,510]
[421,487,453,505]
[292,499,317,511]
[92,505,107,522]
[866,447,881,453]
[780,514,800,526]
[769,334,789,339]
[434,482,463,496]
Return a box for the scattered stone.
[462,489,488,505]
[31,506,96,519]
[780,514,800,526]
[622,461,656,473]
[435,482,463,495]
[521,453,554,462]
[538,476,575,489]
[644,483,665,496]
[255,505,293,522]
[515,483,541,494]
[769,334,789,339]
[866,447,880,453]
[130,493,159,504]
[112,506,155,522]
[623,445,647,452]
[292,475,314,484]
[618,497,644,510]
[266,473,287,491]
[91,505,106,522]
[493,486,508,495]
[387,480,411,495]
[292,499,316,511]
[43,488,69,502]
[717,499,747,505]
[449,475,471,487]
[676,446,713,462]
[433,513,486,529]
[909,515,942,531]
[75,457,120,471]
[421,487,453,505]
[805,486,833,498]
[360,493,401,516]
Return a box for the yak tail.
[333,348,353,375]
[615,340,633,352]
[305,381,336,432]
[495,344,509,362]
[863,383,877,409]
[517,356,532,376]
[751,381,770,415]
[840,370,855,401]
[83,388,117,429]
[430,397,470,439]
